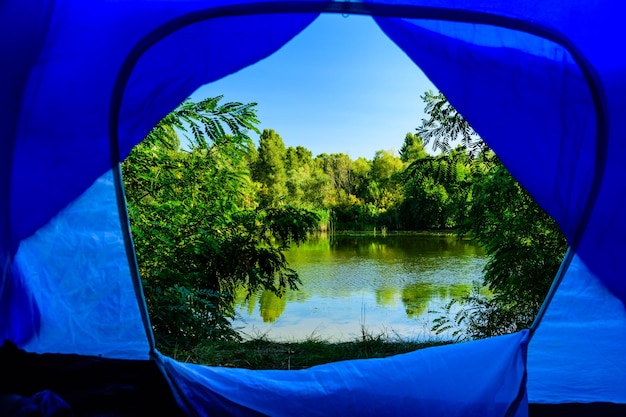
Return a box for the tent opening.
[119,12,576,362]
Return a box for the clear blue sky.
[193,14,436,160]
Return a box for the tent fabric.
[14,170,149,359]
[162,330,529,417]
[3,0,319,246]
[1,0,318,348]
[528,254,626,404]
[2,0,626,415]
[372,0,626,307]
[373,17,596,245]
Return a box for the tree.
[156,95,260,149]
[284,146,298,173]
[253,128,288,206]
[417,91,485,157]
[418,92,567,338]
[123,98,318,349]
[316,153,355,203]
[368,150,403,211]
[399,132,428,163]
[452,160,567,337]
[370,150,403,186]
[399,173,449,229]
[284,146,321,208]
[351,157,371,201]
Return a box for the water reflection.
[258,291,287,323]
[400,283,472,318]
[233,233,486,341]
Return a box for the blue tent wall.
[0,0,318,350]
[13,171,150,359]
[374,17,596,244]
[528,254,626,404]
[5,0,319,245]
[0,0,54,345]
[371,7,626,405]
[2,0,626,414]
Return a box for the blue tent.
[2,0,625,415]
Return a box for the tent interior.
[2,0,626,416]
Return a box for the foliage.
[399,175,449,229]
[252,128,288,206]
[452,161,567,336]
[151,95,260,149]
[399,132,428,163]
[432,281,548,341]
[368,150,404,211]
[400,147,472,229]
[418,93,568,338]
[123,97,318,349]
[124,89,568,349]
[316,152,355,203]
[284,146,316,207]
[417,91,485,157]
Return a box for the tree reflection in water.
[234,233,485,340]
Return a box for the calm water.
[233,233,486,341]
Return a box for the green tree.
[351,157,372,201]
[253,128,288,206]
[370,150,403,187]
[302,166,334,210]
[402,144,473,229]
[284,146,298,173]
[284,145,322,208]
[316,153,355,203]
[123,98,318,349]
[399,132,428,163]
[452,160,567,337]
[367,150,403,211]
[417,92,568,338]
[417,90,485,157]
[400,173,449,229]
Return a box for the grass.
[166,328,451,370]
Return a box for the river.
[233,232,486,341]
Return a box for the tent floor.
[0,341,185,417]
[529,402,626,417]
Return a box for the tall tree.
[315,153,355,202]
[284,146,299,173]
[351,157,372,201]
[368,150,403,211]
[123,99,318,349]
[419,92,567,338]
[284,145,324,208]
[399,132,428,163]
[254,128,288,206]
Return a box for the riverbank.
[165,333,451,370]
